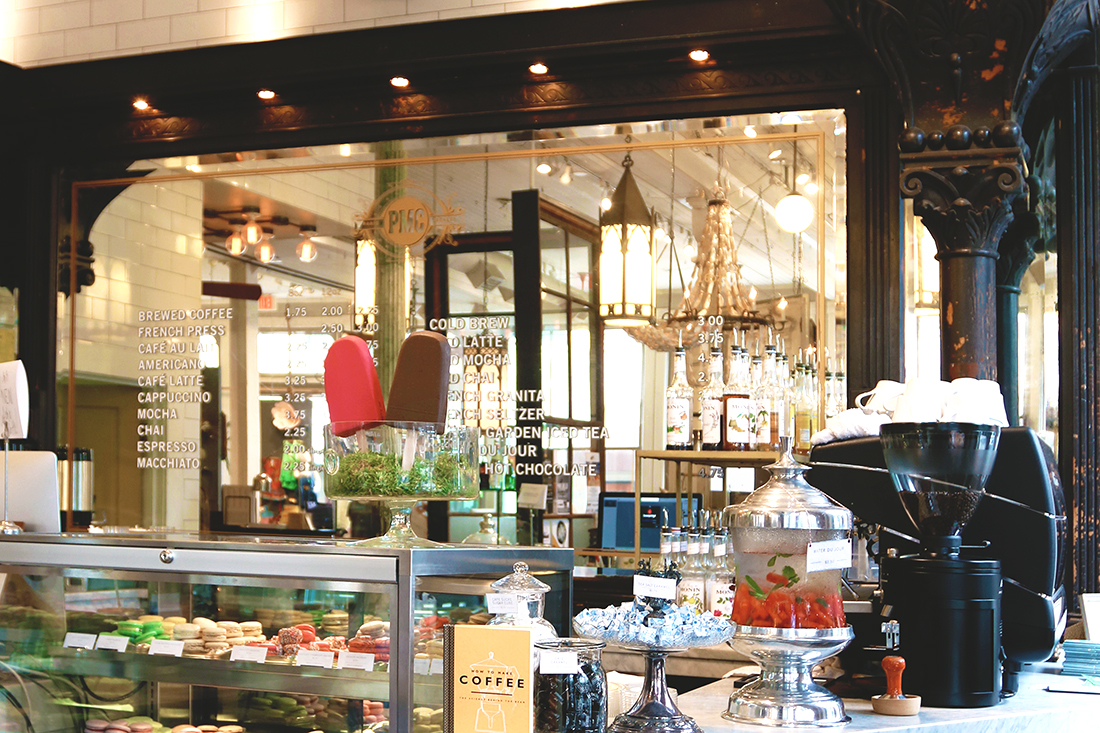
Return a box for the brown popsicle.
[386,331,451,433]
[871,655,921,716]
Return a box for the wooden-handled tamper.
[871,656,922,715]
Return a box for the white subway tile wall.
[2,0,637,66]
[58,179,205,529]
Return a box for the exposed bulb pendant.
[242,210,264,245]
[225,229,246,256]
[255,236,275,264]
[296,226,318,263]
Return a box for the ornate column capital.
[898,121,1028,257]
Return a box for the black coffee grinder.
[877,422,1002,707]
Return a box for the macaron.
[202,628,227,641]
[171,727,201,733]
[218,727,244,733]
[163,616,187,625]
[117,621,142,637]
[128,724,153,733]
[182,639,206,654]
[105,725,130,733]
[191,617,217,628]
[173,623,200,640]
[226,637,249,646]
[84,721,110,732]
[198,726,220,732]
[240,621,262,636]
[204,641,229,652]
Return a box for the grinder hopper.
[879,422,1000,556]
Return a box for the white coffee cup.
[855,380,905,415]
[891,378,951,423]
[944,378,1008,426]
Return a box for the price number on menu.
[286,307,308,317]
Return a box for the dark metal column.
[995,205,1039,426]
[1056,64,1100,598]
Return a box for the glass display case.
[0,534,572,733]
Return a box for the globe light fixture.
[241,208,264,245]
[775,194,814,233]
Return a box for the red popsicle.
[324,335,386,437]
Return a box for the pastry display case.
[0,534,572,733]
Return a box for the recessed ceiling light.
[600,196,612,211]
[390,76,410,88]
[536,161,552,175]
[768,149,782,160]
[805,182,819,195]
[743,125,757,138]
[796,173,810,185]
[689,49,709,62]
[257,89,275,100]
[132,98,149,111]
[529,62,548,75]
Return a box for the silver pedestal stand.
[1,424,21,535]
[606,643,700,733]
[725,626,853,727]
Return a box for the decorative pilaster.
[1056,63,1100,600]
[899,122,1028,380]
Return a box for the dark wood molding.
[846,86,905,401]
[826,0,1045,131]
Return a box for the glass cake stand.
[575,622,734,733]
[323,421,477,547]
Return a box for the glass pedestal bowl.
[323,421,478,547]
[574,606,735,733]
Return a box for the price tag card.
[486,593,519,614]
[295,650,335,668]
[63,632,97,650]
[414,656,432,675]
[337,651,375,671]
[430,657,444,675]
[633,575,677,600]
[539,651,579,674]
[148,639,185,657]
[94,635,129,652]
[806,539,852,573]
[229,645,268,663]
[517,483,548,509]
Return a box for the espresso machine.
[809,424,1066,707]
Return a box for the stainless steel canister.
[55,446,93,512]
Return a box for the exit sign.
[258,294,275,311]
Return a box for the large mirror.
[56,109,847,541]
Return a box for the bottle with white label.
[723,335,753,451]
[700,348,724,450]
[707,527,734,620]
[666,347,692,450]
[676,526,706,613]
[750,346,768,449]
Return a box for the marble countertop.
[676,667,1099,732]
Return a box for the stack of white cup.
[855,377,1008,426]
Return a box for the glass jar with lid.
[487,562,558,643]
[724,436,852,628]
[534,638,607,733]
